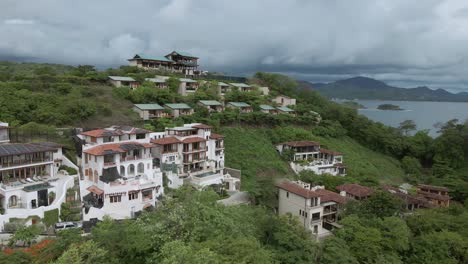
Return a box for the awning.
[86,185,104,195]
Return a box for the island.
[377,104,404,111]
[341,101,367,109]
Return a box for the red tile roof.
[417,191,450,201]
[417,184,449,192]
[209,133,225,139]
[320,148,343,155]
[87,185,104,195]
[280,141,320,147]
[336,184,374,198]
[151,137,181,145]
[276,181,321,199]
[84,142,153,156]
[192,124,213,129]
[315,189,348,204]
[81,129,123,138]
[182,137,206,143]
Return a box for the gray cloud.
[2,0,468,92]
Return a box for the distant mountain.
[301,76,468,102]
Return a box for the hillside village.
[0,52,466,263]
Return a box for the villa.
[229,83,252,92]
[128,51,199,75]
[276,141,346,176]
[417,184,450,207]
[150,123,240,191]
[273,95,296,107]
[226,102,253,113]
[336,183,374,200]
[0,128,76,229]
[133,104,170,120]
[108,76,139,90]
[198,100,224,112]
[260,105,278,115]
[77,126,163,220]
[145,77,168,89]
[277,180,347,240]
[178,78,199,96]
[164,103,194,117]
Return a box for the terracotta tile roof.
[81,129,123,138]
[192,124,213,129]
[336,184,374,198]
[417,190,450,201]
[276,181,321,199]
[417,184,449,192]
[320,148,343,155]
[209,133,225,139]
[87,185,104,195]
[84,142,153,156]
[151,137,181,145]
[280,141,320,147]
[182,137,206,143]
[315,189,348,204]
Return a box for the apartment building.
[276,141,346,176]
[276,180,346,240]
[150,123,240,191]
[77,126,163,220]
[128,51,199,75]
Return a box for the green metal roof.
[260,104,276,110]
[108,76,136,82]
[277,106,294,112]
[132,54,174,62]
[229,83,251,88]
[134,104,164,110]
[145,78,166,83]
[164,103,192,109]
[199,100,222,106]
[168,51,198,58]
[228,102,251,108]
[179,78,197,83]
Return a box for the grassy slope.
[219,126,405,192]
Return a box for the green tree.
[154,240,221,264]
[54,240,114,264]
[401,156,422,176]
[361,191,404,218]
[398,120,416,135]
[9,225,42,247]
[320,236,359,264]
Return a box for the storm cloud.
[2,0,468,91]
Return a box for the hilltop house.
[77,126,163,220]
[164,103,194,117]
[226,102,253,113]
[218,82,231,96]
[417,184,450,207]
[0,131,76,229]
[197,100,224,112]
[273,95,296,107]
[336,183,374,200]
[229,83,252,92]
[178,78,199,96]
[108,76,139,90]
[276,141,346,176]
[276,180,347,240]
[128,51,199,75]
[133,104,170,120]
[0,122,9,144]
[383,185,429,211]
[260,105,278,115]
[145,77,168,89]
[150,123,240,190]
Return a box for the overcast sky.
[2,0,468,92]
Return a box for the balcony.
[323,207,338,215]
[0,158,53,170]
[120,155,151,163]
[103,162,117,168]
[182,148,207,154]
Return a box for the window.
[299,209,302,215]
[313,225,318,233]
[312,212,320,221]
[129,192,139,200]
[286,192,289,198]
[168,156,175,162]
[110,195,122,203]
[136,133,146,139]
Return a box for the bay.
[347,100,468,136]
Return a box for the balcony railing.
[182,148,207,153]
[103,162,116,168]
[0,158,53,168]
[120,155,151,162]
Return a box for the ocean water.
[349,100,468,136]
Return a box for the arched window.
[9,195,18,207]
[120,165,125,176]
[128,164,135,176]
[137,163,144,174]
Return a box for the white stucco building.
[77,126,163,221]
[276,180,346,240]
[273,95,296,107]
[150,123,240,191]
[276,141,346,176]
[0,129,76,229]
